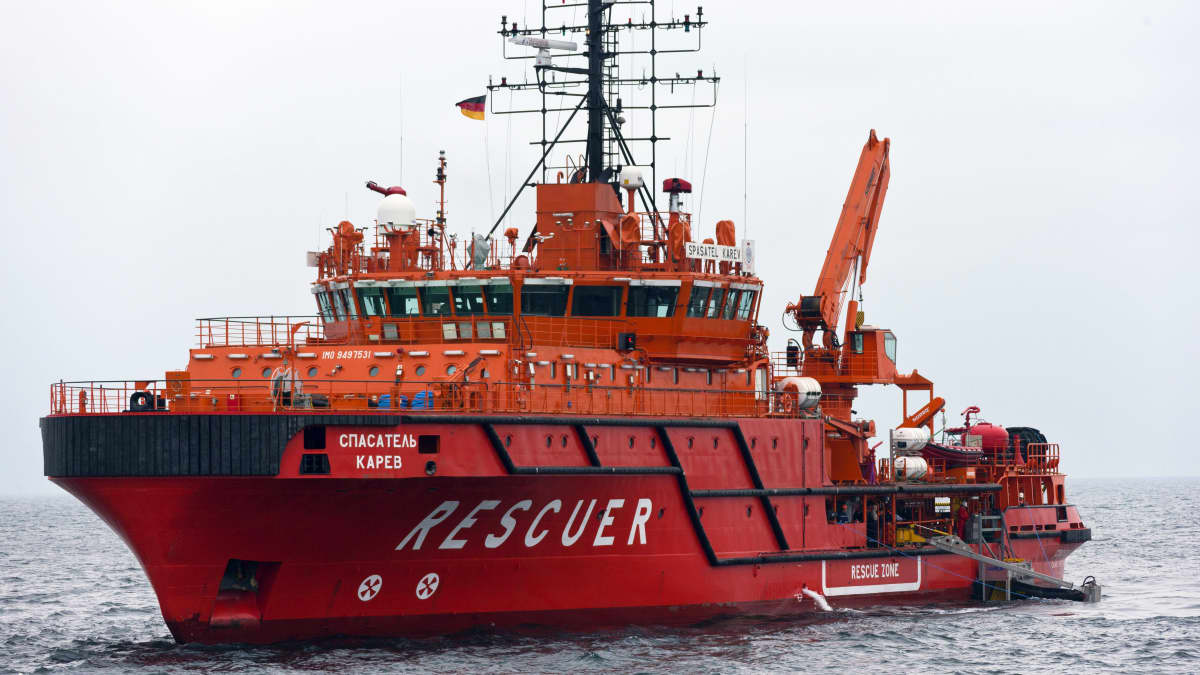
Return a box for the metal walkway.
[929,534,1101,602]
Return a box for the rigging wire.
[686,75,697,186]
[696,104,717,227]
[484,114,495,224]
[505,89,513,228]
[743,53,749,239]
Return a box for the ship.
[41,1,1094,644]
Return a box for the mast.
[487,1,718,237]
[585,0,605,182]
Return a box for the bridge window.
[339,288,358,319]
[330,290,347,321]
[721,290,741,319]
[420,285,452,316]
[453,284,486,315]
[385,286,420,316]
[686,285,709,317]
[706,288,725,318]
[628,286,679,317]
[357,287,386,317]
[485,282,514,314]
[736,289,757,320]
[314,291,335,322]
[521,284,569,316]
[572,285,623,317]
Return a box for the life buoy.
[129,391,154,412]
[780,385,799,416]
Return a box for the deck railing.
[195,315,637,351]
[197,316,324,348]
[49,379,802,419]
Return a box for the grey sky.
[2,1,1196,494]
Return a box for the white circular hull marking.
[358,574,383,602]
[416,572,440,600]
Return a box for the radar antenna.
[487,0,718,237]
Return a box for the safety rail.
[197,316,325,348]
[769,351,894,382]
[1021,443,1061,474]
[878,440,1062,487]
[49,379,812,419]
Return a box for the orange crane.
[784,130,893,483]
[787,129,891,351]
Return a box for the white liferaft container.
[891,426,930,453]
[776,376,822,409]
[894,456,929,481]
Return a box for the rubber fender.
[129,391,154,412]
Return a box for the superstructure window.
[628,286,679,317]
[331,291,347,321]
[420,286,452,316]
[339,289,358,319]
[385,286,420,316]
[357,287,386,317]
[686,285,709,317]
[521,284,569,316]
[453,284,486,315]
[571,285,623,317]
[722,290,741,320]
[737,290,757,320]
[315,291,335,322]
[706,288,725,318]
[485,283,514,314]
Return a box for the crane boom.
[788,129,891,349]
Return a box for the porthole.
[546,435,553,448]
[751,437,757,448]
[261,367,272,378]
[231,367,242,378]
[307,366,318,377]
[657,508,665,519]
[772,437,779,449]
[746,506,753,518]
[650,437,656,449]
[505,435,512,447]
[446,364,457,376]
[415,365,426,377]
[713,437,719,449]
[561,435,568,448]
[687,437,694,449]
[628,436,635,448]
[369,366,380,377]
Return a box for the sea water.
[1,477,1197,673]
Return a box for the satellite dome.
[377,193,416,229]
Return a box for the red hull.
[55,470,1080,644]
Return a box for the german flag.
[455,95,486,120]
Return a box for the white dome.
[619,166,644,190]
[377,193,416,228]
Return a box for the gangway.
[929,534,1101,603]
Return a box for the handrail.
[48,378,813,420]
[196,316,324,348]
